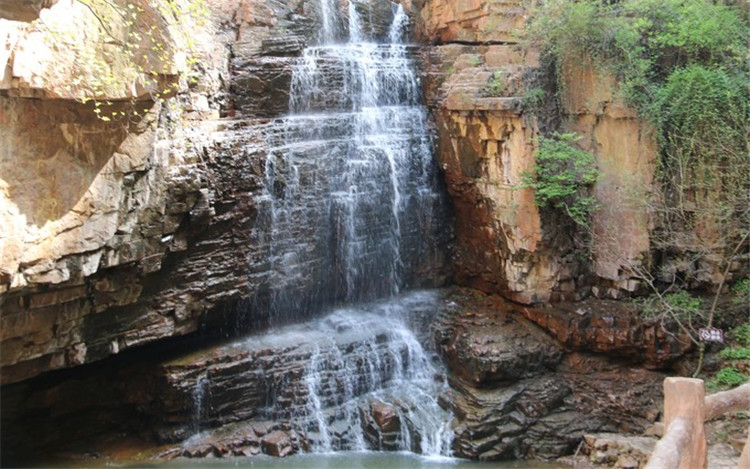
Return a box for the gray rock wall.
[0,0,440,384]
[0,0,324,384]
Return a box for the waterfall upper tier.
[248,0,449,323]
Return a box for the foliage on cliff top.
[524,0,749,107]
[523,0,749,137]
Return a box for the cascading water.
[191,375,209,434]
[195,0,454,459]
[250,0,446,322]
[256,291,454,456]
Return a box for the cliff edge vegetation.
[525,0,749,376]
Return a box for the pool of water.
[163,452,569,469]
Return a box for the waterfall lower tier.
[160,291,453,457]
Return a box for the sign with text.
[698,327,724,343]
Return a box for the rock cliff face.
[419,0,577,304]
[434,290,664,460]
[0,0,354,384]
[1,0,454,384]
[0,0,711,402]
[418,0,662,304]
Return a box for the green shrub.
[638,290,703,321]
[653,66,748,187]
[710,367,748,388]
[522,132,599,226]
[731,279,750,297]
[522,87,545,111]
[485,71,506,96]
[720,347,750,361]
[730,324,750,348]
[664,291,702,313]
[469,55,483,66]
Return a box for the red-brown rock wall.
[418,0,665,303]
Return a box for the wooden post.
[739,432,750,469]
[664,377,707,469]
[646,418,691,469]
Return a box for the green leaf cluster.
[730,324,750,348]
[720,347,750,361]
[652,65,749,209]
[731,279,750,298]
[712,325,750,390]
[525,0,749,265]
[710,367,748,388]
[484,71,506,96]
[522,132,599,226]
[637,290,703,321]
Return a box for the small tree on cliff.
[521,132,600,228]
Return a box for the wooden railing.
[644,378,750,469]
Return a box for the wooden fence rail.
[644,378,750,469]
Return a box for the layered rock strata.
[435,290,665,461]
[2,288,675,464]
[1,0,237,382]
[1,0,444,384]
[1,291,451,463]
[419,0,585,304]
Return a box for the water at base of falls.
[162,451,572,469]
[164,452,566,469]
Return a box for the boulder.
[434,290,563,385]
[261,431,294,457]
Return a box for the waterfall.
[242,0,452,458]
[252,0,445,322]
[260,292,454,456]
[188,374,209,439]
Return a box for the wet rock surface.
[150,292,452,455]
[434,289,666,461]
[1,288,674,465]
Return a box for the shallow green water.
[163,452,569,469]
